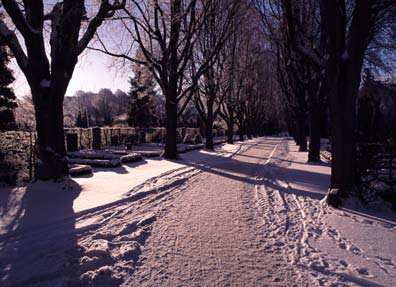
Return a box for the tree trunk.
[308,108,321,162]
[226,119,234,144]
[321,0,371,192]
[164,90,178,159]
[163,0,181,160]
[291,121,300,145]
[34,90,68,180]
[297,116,307,152]
[204,100,214,150]
[246,123,253,139]
[308,85,322,162]
[295,131,300,146]
[329,77,356,190]
[238,124,244,141]
[205,122,214,150]
[330,63,359,190]
[299,134,307,152]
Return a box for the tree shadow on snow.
[180,143,395,225]
[272,156,331,167]
[179,146,329,202]
[92,159,148,175]
[0,179,84,287]
[339,203,396,227]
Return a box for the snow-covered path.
[1,137,395,287]
[126,138,299,286]
[125,137,395,287]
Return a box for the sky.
[9,1,131,99]
[12,48,130,99]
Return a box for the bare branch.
[77,0,126,55]
[0,19,28,72]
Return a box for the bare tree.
[91,0,239,158]
[320,0,395,195]
[254,0,396,198]
[191,0,240,149]
[281,0,326,159]
[254,0,325,155]
[219,24,240,144]
[230,13,271,141]
[0,0,125,179]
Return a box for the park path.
[3,137,393,287]
[125,137,302,286]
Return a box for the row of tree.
[252,0,395,201]
[0,0,278,179]
[0,0,394,203]
[0,0,130,179]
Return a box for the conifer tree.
[75,109,89,128]
[0,43,17,131]
[127,59,158,128]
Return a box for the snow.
[69,164,92,176]
[72,142,243,212]
[0,141,246,234]
[0,137,394,286]
[261,140,396,286]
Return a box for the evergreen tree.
[0,43,17,131]
[98,88,114,126]
[127,60,158,128]
[75,110,83,127]
[75,109,89,128]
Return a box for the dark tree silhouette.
[0,0,125,179]
[127,74,158,128]
[320,0,395,193]
[91,0,240,158]
[0,40,16,131]
[75,109,89,128]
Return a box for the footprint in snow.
[309,227,323,236]
[361,219,373,225]
[376,256,395,266]
[340,212,350,217]
[356,267,370,276]
[274,241,285,247]
[349,246,362,255]
[339,260,348,267]
[101,211,116,218]
[327,228,338,238]
[382,223,395,229]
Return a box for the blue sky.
[9,1,131,98]
[12,49,130,98]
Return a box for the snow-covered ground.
[0,141,246,235]
[0,137,395,286]
[255,140,396,286]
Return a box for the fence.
[357,141,396,203]
[0,131,37,183]
[63,127,207,150]
[0,127,224,184]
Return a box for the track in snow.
[1,137,394,287]
[125,137,303,286]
